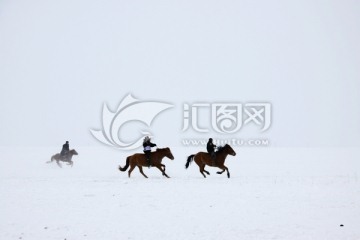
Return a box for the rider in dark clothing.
[143,136,157,167]
[207,138,216,163]
[60,141,69,158]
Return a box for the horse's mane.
[156,147,169,152]
[216,144,229,153]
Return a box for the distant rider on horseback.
[60,141,70,159]
[143,136,157,167]
[207,138,216,164]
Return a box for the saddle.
[208,151,216,158]
[60,152,69,161]
[208,152,216,166]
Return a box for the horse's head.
[223,144,236,156]
[70,149,78,155]
[157,147,174,160]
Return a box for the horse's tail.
[185,154,195,169]
[46,155,55,163]
[119,157,130,171]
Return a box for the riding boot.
[211,153,216,166]
[144,151,151,168]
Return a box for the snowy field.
[0,147,359,240]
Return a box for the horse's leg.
[198,158,212,175]
[226,166,230,178]
[128,164,136,178]
[202,164,210,176]
[137,166,148,178]
[199,167,206,178]
[154,164,170,178]
[56,160,62,168]
[160,164,166,176]
[195,156,208,178]
[70,161,73,167]
[198,164,208,178]
[218,165,230,178]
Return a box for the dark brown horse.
[185,144,236,178]
[47,149,78,168]
[119,147,174,178]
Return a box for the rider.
[143,136,157,167]
[60,141,70,158]
[207,138,216,164]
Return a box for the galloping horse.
[119,147,174,178]
[185,144,236,178]
[47,149,78,168]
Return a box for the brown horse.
[185,144,236,178]
[47,149,78,168]
[119,147,174,178]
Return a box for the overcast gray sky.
[0,0,359,148]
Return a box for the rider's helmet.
[209,138,213,142]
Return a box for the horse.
[47,149,78,168]
[185,144,236,178]
[119,147,174,178]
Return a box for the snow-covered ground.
[0,146,359,240]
